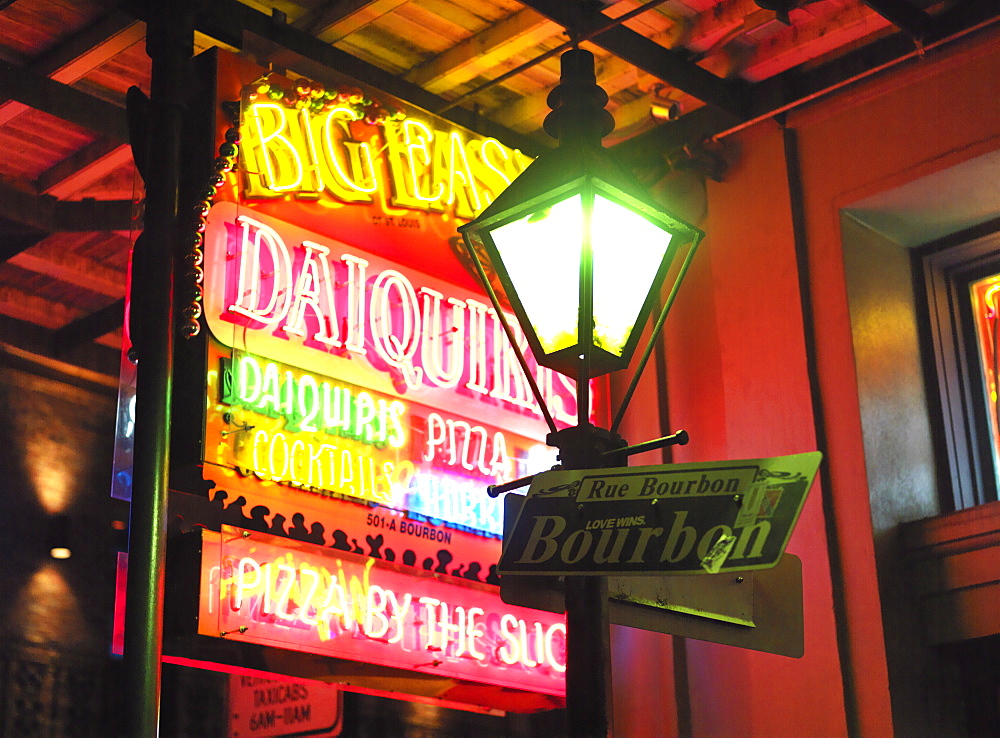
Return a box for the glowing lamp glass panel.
[591,194,673,356]
[490,195,583,355]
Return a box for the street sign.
[500,494,807,657]
[498,452,822,576]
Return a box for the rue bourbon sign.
[498,452,822,576]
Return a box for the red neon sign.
[203,202,579,436]
[198,526,566,696]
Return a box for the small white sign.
[228,675,342,738]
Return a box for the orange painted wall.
[676,121,850,738]
[612,25,1000,738]
[611,317,682,737]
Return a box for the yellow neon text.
[242,428,414,505]
[240,101,528,219]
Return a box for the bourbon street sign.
[498,452,822,576]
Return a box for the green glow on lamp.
[490,196,583,355]
[490,193,677,360]
[458,48,702,381]
[591,194,674,356]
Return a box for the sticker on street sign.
[498,452,822,576]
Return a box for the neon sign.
[207,342,539,535]
[154,54,578,710]
[222,354,407,448]
[199,527,566,696]
[239,94,531,220]
[422,411,509,478]
[204,202,580,436]
[971,275,1000,474]
[200,122,573,542]
[405,471,503,534]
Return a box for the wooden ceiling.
[0,0,996,377]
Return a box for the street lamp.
[459,117,698,381]
[459,48,703,737]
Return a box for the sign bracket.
[488,428,690,498]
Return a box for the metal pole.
[123,3,192,735]
[548,423,626,737]
[565,575,613,737]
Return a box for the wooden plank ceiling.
[0,0,994,375]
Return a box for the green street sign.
[498,452,822,576]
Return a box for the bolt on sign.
[498,452,822,576]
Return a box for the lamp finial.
[543,49,615,146]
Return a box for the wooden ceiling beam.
[54,197,137,232]
[0,286,122,350]
[51,298,125,351]
[25,10,143,80]
[0,60,128,139]
[516,0,749,117]
[861,0,933,41]
[0,10,143,127]
[195,0,546,154]
[0,217,47,262]
[293,0,410,44]
[8,241,125,298]
[0,342,120,391]
[405,8,559,93]
[742,2,890,82]
[0,285,82,331]
[37,139,133,198]
[0,179,137,233]
[680,0,767,53]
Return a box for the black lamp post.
[459,48,702,736]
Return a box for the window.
[969,274,1000,485]
[919,220,1000,509]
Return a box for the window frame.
[917,218,1000,509]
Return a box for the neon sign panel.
[200,126,572,539]
[208,344,532,535]
[195,52,581,579]
[204,201,579,433]
[239,93,531,220]
[199,527,566,696]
